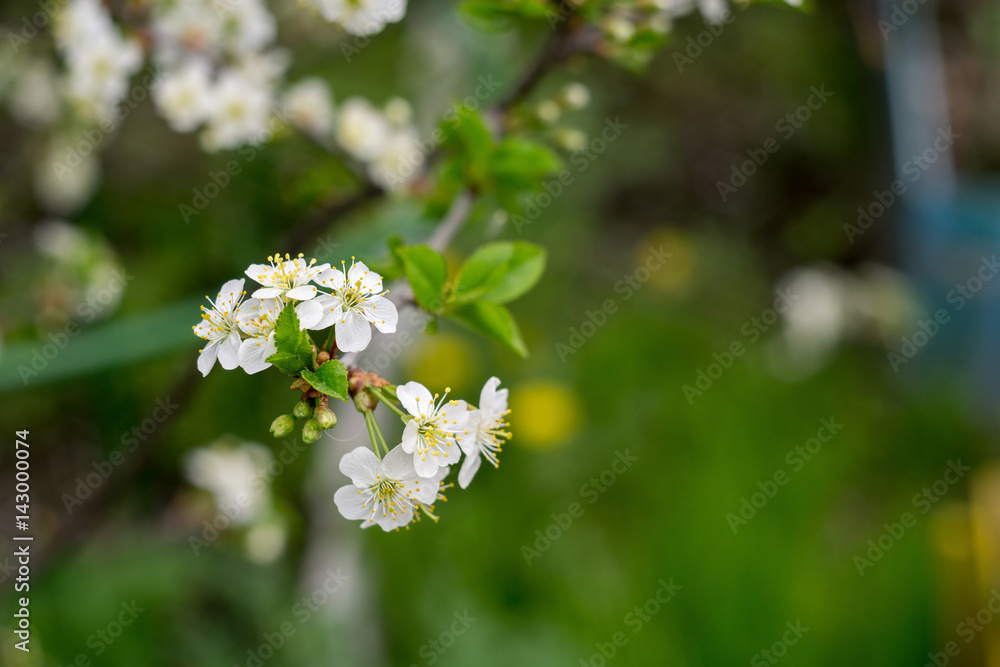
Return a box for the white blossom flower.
[153,58,212,132]
[367,128,424,191]
[458,376,511,488]
[193,278,246,376]
[333,445,438,531]
[63,31,143,123]
[151,0,225,65]
[55,0,115,54]
[281,77,335,138]
[245,254,331,301]
[184,439,273,525]
[311,0,407,36]
[335,97,391,162]
[202,68,274,150]
[297,258,397,353]
[235,297,281,374]
[225,0,277,57]
[34,139,100,214]
[396,382,469,478]
[9,60,62,127]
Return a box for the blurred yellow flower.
[510,380,582,448]
[407,333,477,390]
[638,227,695,294]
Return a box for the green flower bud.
[302,418,323,444]
[315,405,337,429]
[270,414,295,438]
[293,401,312,419]
[353,390,377,413]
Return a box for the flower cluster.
[306,0,408,36]
[192,254,398,376]
[336,96,424,191]
[54,0,143,124]
[194,251,513,533]
[334,376,511,531]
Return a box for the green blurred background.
[4,0,1000,665]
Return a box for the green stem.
[363,411,382,460]
[370,413,391,456]
[369,387,407,420]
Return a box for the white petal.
[414,449,442,478]
[338,446,381,487]
[400,420,419,453]
[334,485,371,520]
[197,340,219,376]
[309,295,343,330]
[245,264,270,283]
[238,334,275,374]
[216,278,245,312]
[347,261,382,293]
[253,287,283,299]
[334,309,372,353]
[314,267,346,289]
[382,444,417,479]
[193,320,213,339]
[458,452,482,489]
[458,409,480,455]
[374,503,413,531]
[361,295,397,333]
[218,330,242,370]
[286,285,317,301]
[479,376,501,412]
[439,401,471,432]
[295,299,324,329]
[396,381,433,417]
[414,467,446,504]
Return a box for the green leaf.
[265,351,306,375]
[273,302,302,355]
[488,138,563,211]
[453,242,515,303]
[300,359,349,401]
[479,242,546,303]
[397,245,448,311]
[448,301,528,357]
[442,110,495,187]
[272,302,314,368]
